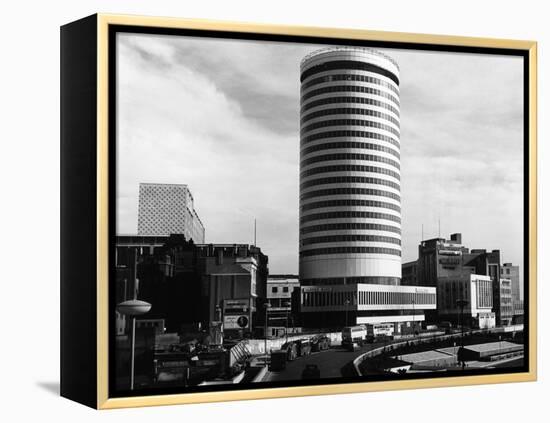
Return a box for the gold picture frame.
[60,13,537,409]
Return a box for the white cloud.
[116,34,524,275]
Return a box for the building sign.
[224,315,249,329]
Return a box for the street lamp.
[411,299,416,338]
[344,298,351,327]
[116,298,151,390]
[263,303,271,367]
[284,301,292,344]
[456,298,469,369]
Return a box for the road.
[264,342,387,382]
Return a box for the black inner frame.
[107,24,531,398]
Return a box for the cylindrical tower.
[299,47,401,286]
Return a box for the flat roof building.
[137,183,205,243]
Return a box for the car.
[301,364,321,379]
[280,341,298,361]
[296,339,312,357]
[311,335,331,352]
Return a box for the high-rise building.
[137,183,205,243]
[297,48,437,330]
[299,47,402,286]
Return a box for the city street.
[264,342,387,382]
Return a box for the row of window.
[301,234,401,246]
[300,175,400,192]
[302,290,435,308]
[301,153,400,171]
[271,286,290,293]
[301,199,401,213]
[300,187,401,202]
[300,60,400,85]
[300,246,401,257]
[301,85,400,108]
[300,210,401,224]
[301,276,401,286]
[301,164,400,181]
[301,129,400,150]
[301,73,399,96]
[301,107,400,129]
[301,141,400,160]
[300,222,401,235]
[301,95,400,117]
[301,118,400,139]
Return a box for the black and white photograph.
[112,29,528,395]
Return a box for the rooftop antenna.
[438,216,441,238]
[254,218,257,246]
[421,223,424,242]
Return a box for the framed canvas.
[60,14,537,409]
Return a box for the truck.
[342,325,368,350]
[366,323,394,342]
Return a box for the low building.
[460,341,523,361]
[298,283,436,334]
[394,349,457,369]
[501,263,521,301]
[265,275,300,337]
[437,273,495,329]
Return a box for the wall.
[3,0,547,422]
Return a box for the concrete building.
[501,262,521,301]
[299,283,436,333]
[403,234,513,326]
[196,244,269,337]
[137,183,205,243]
[437,273,495,329]
[299,47,402,286]
[415,233,469,287]
[265,275,300,336]
[402,260,418,286]
[297,48,439,330]
[115,235,268,336]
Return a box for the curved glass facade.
[300,48,401,284]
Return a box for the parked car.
[301,364,321,379]
[296,339,312,357]
[280,341,298,361]
[311,335,331,352]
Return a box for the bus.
[366,323,394,342]
[342,325,367,350]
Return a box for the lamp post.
[264,303,271,367]
[411,299,416,338]
[284,301,291,344]
[456,298,469,369]
[116,298,151,390]
[344,298,351,327]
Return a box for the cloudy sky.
[116,32,524,277]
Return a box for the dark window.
[299,246,401,257]
[300,210,401,224]
[300,222,401,235]
[300,60,399,85]
[301,129,400,150]
[302,73,399,95]
[300,175,400,191]
[301,85,400,107]
[301,96,400,117]
[300,164,400,181]
[300,187,401,202]
[301,199,401,213]
[301,234,401,246]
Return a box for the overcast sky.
[116,33,524,278]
